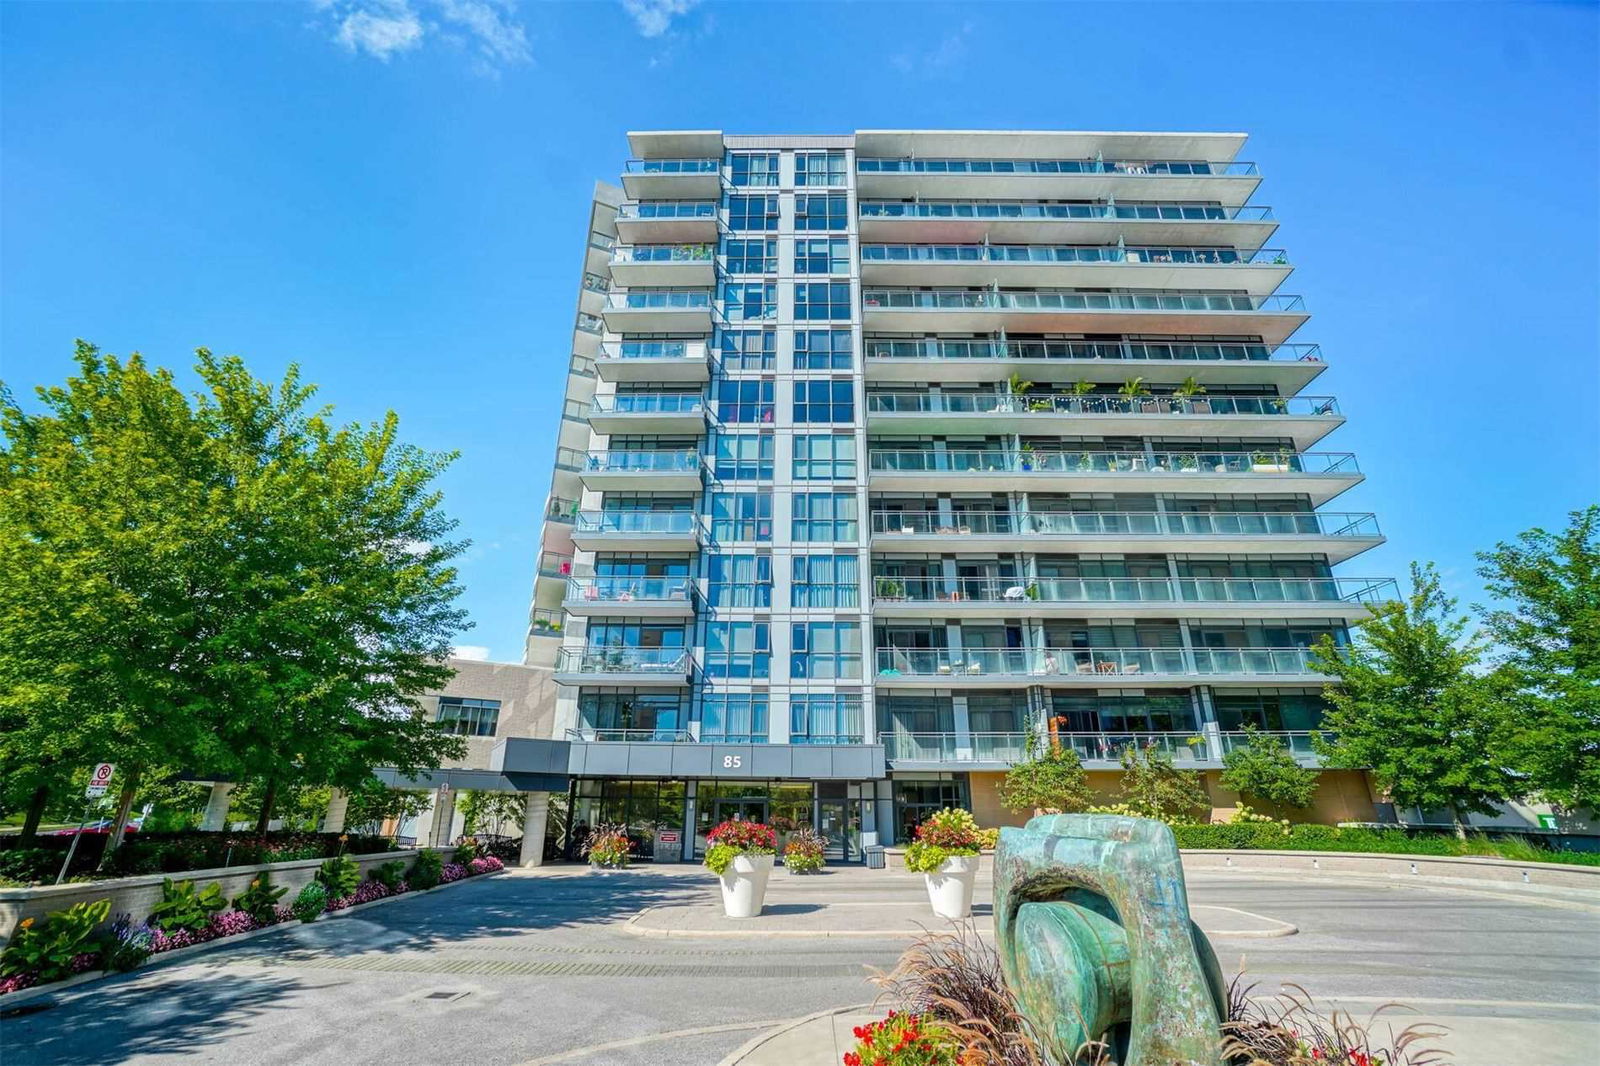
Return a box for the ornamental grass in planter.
[583,824,633,870]
[903,808,983,920]
[703,820,777,918]
[782,828,826,874]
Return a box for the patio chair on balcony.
[1002,586,1028,601]
[1122,663,1141,674]
[1097,661,1118,674]
[1076,661,1096,675]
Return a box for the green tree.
[1312,562,1516,836]
[459,790,527,836]
[342,777,431,835]
[998,734,1094,814]
[0,343,468,852]
[1115,743,1211,823]
[1219,725,1320,816]
[1476,506,1600,816]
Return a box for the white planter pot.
[923,854,980,919]
[718,853,775,918]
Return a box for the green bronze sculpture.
[993,813,1227,1065]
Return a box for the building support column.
[322,788,349,834]
[519,792,550,868]
[200,782,234,832]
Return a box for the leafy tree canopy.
[1116,743,1211,823]
[998,734,1094,814]
[1219,725,1320,815]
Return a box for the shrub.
[291,882,327,923]
[231,872,289,923]
[368,859,408,891]
[468,856,504,875]
[147,878,227,933]
[410,850,443,890]
[351,880,389,905]
[904,809,981,874]
[1116,742,1211,823]
[451,838,480,864]
[997,735,1093,815]
[582,824,633,868]
[0,849,63,886]
[842,1011,961,1066]
[1,899,111,983]
[440,862,467,884]
[1220,725,1321,815]
[100,914,156,973]
[974,828,1000,851]
[783,829,826,874]
[315,855,360,900]
[703,820,777,875]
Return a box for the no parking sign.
[85,763,115,799]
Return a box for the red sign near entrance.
[657,831,681,845]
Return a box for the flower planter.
[718,853,774,918]
[923,854,979,919]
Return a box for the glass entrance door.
[713,798,769,826]
[818,800,860,861]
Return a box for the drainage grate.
[423,991,472,1003]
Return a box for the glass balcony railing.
[537,551,574,579]
[574,511,699,537]
[556,647,690,675]
[589,231,617,252]
[545,496,580,524]
[1219,731,1318,758]
[871,510,1381,539]
[599,340,708,360]
[566,577,693,605]
[885,730,1318,766]
[857,158,1259,177]
[576,312,602,333]
[618,201,717,220]
[884,733,1031,763]
[566,727,697,743]
[861,244,1289,267]
[864,337,1322,364]
[859,201,1274,222]
[1053,732,1213,763]
[611,243,716,264]
[623,158,720,175]
[867,448,1359,476]
[529,607,564,636]
[580,450,701,474]
[604,290,712,311]
[867,392,1337,417]
[589,394,705,416]
[862,288,1304,314]
[872,576,1397,605]
[582,273,610,294]
[874,646,1328,680]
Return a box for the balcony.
[857,201,1277,247]
[609,243,716,286]
[528,607,565,639]
[863,337,1326,391]
[596,340,710,383]
[884,732,1031,768]
[859,244,1291,293]
[562,577,695,619]
[867,448,1363,504]
[601,289,713,333]
[874,646,1330,687]
[620,158,721,199]
[871,510,1383,563]
[553,646,691,687]
[578,449,702,492]
[866,391,1341,448]
[566,727,697,743]
[861,288,1308,344]
[883,730,1317,768]
[588,393,706,435]
[571,511,700,553]
[870,575,1398,620]
[855,156,1261,204]
[615,200,718,242]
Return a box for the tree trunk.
[1447,801,1469,841]
[254,778,278,835]
[18,784,50,845]
[98,766,143,868]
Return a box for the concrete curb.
[0,869,502,1009]
[716,1003,874,1066]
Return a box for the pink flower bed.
[440,862,467,884]
[468,856,504,875]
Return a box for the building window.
[727,193,779,230]
[708,553,773,608]
[721,281,776,322]
[723,238,777,274]
[795,194,848,230]
[718,329,775,370]
[1212,689,1328,732]
[795,152,847,187]
[715,379,775,423]
[578,691,686,736]
[794,379,854,422]
[435,697,500,737]
[794,282,852,321]
[700,694,770,741]
[793,329,853,370]
[893,778,966,842]
[792,622,861,680]
[795,238,850,275]
[710,491,772,541]
[729,152,779,187]
[792,491,859,542]
[791,553,859,608]
[793,433,856,480]
[704,622,770,679]
[712,433,774,479]
[790,695,863,743]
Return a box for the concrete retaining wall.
[0,848,450,944]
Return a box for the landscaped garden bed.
[0,830,399,885]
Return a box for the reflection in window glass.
[794,329,853,370]
[709,491,772,541]
[792,491,859,542]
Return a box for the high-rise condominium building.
[526,130,1396,864]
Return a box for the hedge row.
[1170,823,1600,865]
[0,831,397,885]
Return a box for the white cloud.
[621,0,700,38]
[437,0,530,66]
[453,644,492,661]
[891,21,974,76]
[316,0,532,70]
[335,2,424,60]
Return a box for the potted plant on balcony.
[903,808,983,919]
[1019,442,1035,471]
[875,577,906,601]
[1118,375,1155,413]
[1172,375,1209,413]
[1251,450,1290,473]
[584,824,632,871]
[704,820,778,918]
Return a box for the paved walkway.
[0,864,1594,1065]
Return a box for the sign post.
[56,765,115,885]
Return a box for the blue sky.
[3,1,1597,662]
